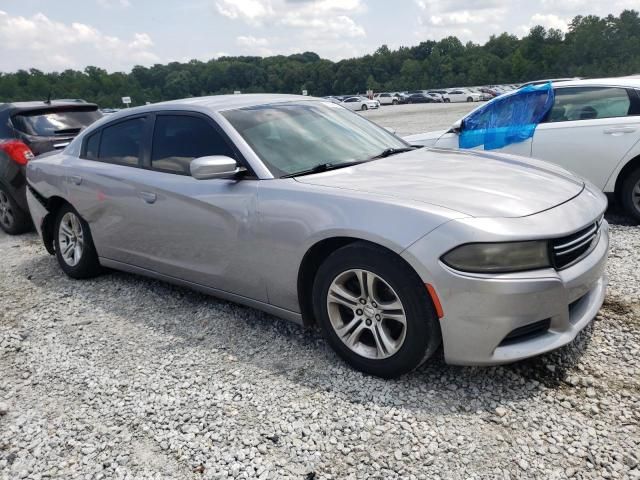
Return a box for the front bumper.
[402,187,609,365]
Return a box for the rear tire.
[621,168,640,222]
[0,185,31,235]
[54,204,102,279]
[312,242,441,378]
[444,98,450,103]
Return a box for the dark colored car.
[0,101,102,234]
[406,93,435,104]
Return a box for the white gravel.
[1,104,639,479]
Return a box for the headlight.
[442,241,551,273]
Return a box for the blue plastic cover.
[459,82,554,150]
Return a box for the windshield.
[222,101,408,177]
[12,108,102,137]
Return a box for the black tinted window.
[151,115,234,174]
[12,108,102,136]
[99,117,146,166]
[85,131,100,160]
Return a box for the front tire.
[0,186,31,235]
[54,204,102,279]
[621,168,640,222]
[467,97,473,102]
[313,242,441,378]
[361,104,368,111]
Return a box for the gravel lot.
[1,103,639,480]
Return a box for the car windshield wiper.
[368,145,422,160]
[281,160,369,178]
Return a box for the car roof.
[549,77,640,88]
[0,100,99,115]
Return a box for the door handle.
[139,191,157,204]
[69,175,82,185]
[604,126,636,135]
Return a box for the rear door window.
[151,115,235,175]
[548,87,632,122]
[98,117,146,167]
[11,108,102,136]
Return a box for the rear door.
[532,86,640,189]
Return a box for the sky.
[0,0,637,73]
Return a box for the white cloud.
[97,0,131,8]
[235,35,273,55]
[0,10,158,72]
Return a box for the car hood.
[294,148,585,218]
[403,130,447,147]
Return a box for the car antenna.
[45,91,52,105]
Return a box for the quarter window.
[85,131,100,160]
[548,87,632,122]
[151,115,234,175]
[98,117,146,166]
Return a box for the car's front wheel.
[313,242,441,378]
[361,104,368,111]
[54,204,102,279]
[0,186,31,235]
[466,97,473,102]
[621,168,640,222]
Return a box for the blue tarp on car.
[459,82,555,150]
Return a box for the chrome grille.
[552,218,602,270]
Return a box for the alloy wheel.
[633,179,640,213]
[58,212,84,267]
[326,269,407,359]
[0,191,14,230]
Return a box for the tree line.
[1,10,639,107]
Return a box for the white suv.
[374,93,400,106]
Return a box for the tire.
[392,99,398,105]
[312,242,441,378]
[466,97,473,102]
[53,204,102,279]
[444,98,450,103]
[361,104,368,111]
[0,185,31,235]
[621,168,640,222]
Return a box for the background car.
[428,90,451,103]
[0,100,102,234]
[447,89,483,102]
[341,96,379,111]
[404,77,640,220]
[374,93,400,106]
[406,93,435,104]
[26,94,608,378]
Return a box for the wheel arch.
[296,236,432,327]
[613,154,640,201]
[41,195,72,255]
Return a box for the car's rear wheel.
[54,204,102,279]
[621,168,640,222]
[444,98,450,103]
[0,186,31,235]
[313,242,441,378]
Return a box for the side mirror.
[450,119,463,134]
[384,126,397,135]
[190,156,241,180]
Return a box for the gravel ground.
[1,104,639,480]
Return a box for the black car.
[0,101,102,234]
[406,93,436,104]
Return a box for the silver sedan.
[25,94,609,378]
